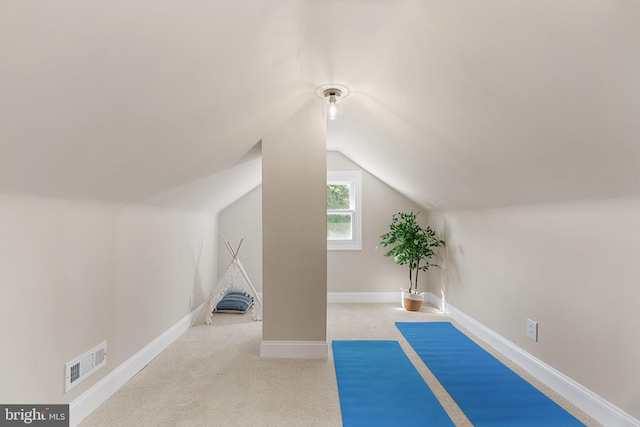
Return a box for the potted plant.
[379,211,445,311]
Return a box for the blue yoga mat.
[396,322,585,427]
[332,340,454,427]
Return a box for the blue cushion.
[215,292,254,313]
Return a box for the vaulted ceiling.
[2,1,639,210]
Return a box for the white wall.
[112,204,216,365]
[219,151,427,295]
[0,194,216,404]
[218,186,262,292]
[428,198,640,420]
[261,106,327,344]
[327,151,427,293]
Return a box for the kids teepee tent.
[192,236,262,326]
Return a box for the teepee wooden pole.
[222,235,236,258]
[235,237,245,258]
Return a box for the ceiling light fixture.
[323,88,343,120]
[316,84,350,121]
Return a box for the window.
[327,171,362,250]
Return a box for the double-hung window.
[327,171,362,250]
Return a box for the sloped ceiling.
[1,1,639,210]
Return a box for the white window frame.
[327,171,362,250]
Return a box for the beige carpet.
[80,303,600,426]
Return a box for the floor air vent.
[65,341,107,392]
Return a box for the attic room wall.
[326,151,428,293]
[0,195,117,404]
[217,186,262,292]
[113,204,216,362]
[261,106,327,346]
[0,194,216,404]
[218,151,427,294]
[428,198,640,420]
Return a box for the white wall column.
[260,106,328,358]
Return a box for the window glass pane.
[327,184,351,209]
[327,213,353,240]
[327,171,361,250]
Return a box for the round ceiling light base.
[315,84,350,100]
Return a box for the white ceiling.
[2,1,639,210]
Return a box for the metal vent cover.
[65,341,107,392]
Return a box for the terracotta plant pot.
[401,290,424,311]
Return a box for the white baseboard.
[260,340,328,359]
[426,291,446,312]
[427,292,640,427]
[69,303,205,427]
[69,294,639,426]
[327,291,398,303]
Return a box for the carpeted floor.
[79,303,600,427]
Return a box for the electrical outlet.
[190,293,195,308]
[527,319,538,342]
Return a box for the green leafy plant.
[379,211,445,294]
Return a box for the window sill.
[328,242,362,251]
